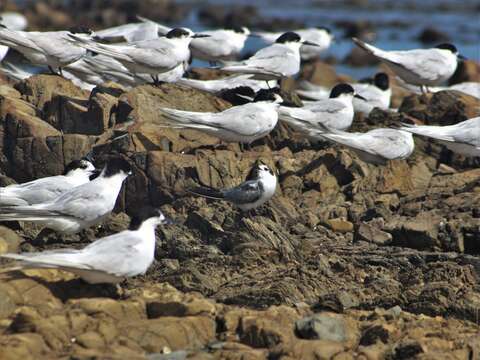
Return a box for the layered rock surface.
[0,61,480,358]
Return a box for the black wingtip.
[187,186,224,200]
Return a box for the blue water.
[173,0,480,80]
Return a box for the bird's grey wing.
[224,180,262,204]
[306,99,348,114]
[1,248,90,269]
[0,28,40,51]
[82,231,147,276]
[380,49,448,81]
[365,130,413,159]
[208,105,273,136]
[96,22,159,42]
[401,118,480,146]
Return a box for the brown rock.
[14,74,89,110]
[299,60,353,88]
[325,218,354,233]
[119,316,216,353]
[356,222,392,245]
[399,90,480,125]
[0,225,22,253]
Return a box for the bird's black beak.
[302,40,320,47]
[89,169,101,181]
[83,150,95,162]
[458,54,467,61]
[162,217,175,225]
[193,34,210,38]
[354,94,367,101]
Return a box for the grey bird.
[0,159,97,206]
[0,157,132,234]
[188,162,277,211]
[0,206,170,284]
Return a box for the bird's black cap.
[63,159,91,175]
[329,83,355,98]
[276,32,302,44]
[253,88,281,102]
[373,72,389,90]
[69,26,93,35]
[103,157,132,177]
[317,26,331,34]
[166,28,190,39]
[435,43,458,53]
[227,26,248,34]
[129,206,169,230]
[219,86,256,105]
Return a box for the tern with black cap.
[158,89,283,144]
[0,25,94,75]
[188,161,277,211]
[69,28,208,84]
[0,159,97,206]
[0,206,171,284]
[220,32,320,80]
[279,83,364,135]
[0,157,132,234]
[352,38,465,93]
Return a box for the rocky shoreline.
[0,56,478,358]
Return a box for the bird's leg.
[265,80,271,89]
[151,75,158,86]
[58,67,63,76]
[48,65,57,75]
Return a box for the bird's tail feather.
[68,34,131,63]
[352,37,380,56]
[187,186,224,200]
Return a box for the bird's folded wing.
[1,249,92,270]
[224,181,262,204]
[379,50,447,82]
[0,28,39,51]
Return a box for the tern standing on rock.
[0,26,94,75]
[400,117,480,157]
[0,159,97,206]
[352,38,465,93]
[352,72,391,114]
[188,162,277,211]
[316,128,415,165]
[0,157,132,234]
[253,27,333,61]
[190,26,251,65]
[220,32,319,80]
[279,83,364,134]
[158,89,283,144]
[69,28,208,84]
[0,206,171,284]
